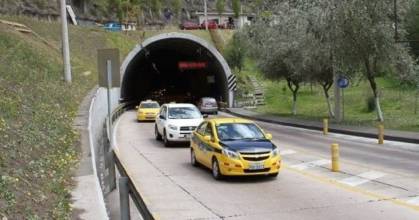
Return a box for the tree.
[172,0,182,17]
[225,33,246,72]
[333,0,415,122]
[216,0,225,15]
[232,0,241,18]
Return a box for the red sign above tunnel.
[178,61,208,70]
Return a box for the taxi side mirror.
[265,133,273,140]
[203,135,211,142]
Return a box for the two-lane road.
[114,111,419,220]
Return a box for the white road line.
[280,149,297,156]
[289,159,330,170]
[338,171,386,187]
[407,196,419,206]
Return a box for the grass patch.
[0,16,141,219]
[237,58,419,131]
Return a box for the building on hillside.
[193,11,254,29]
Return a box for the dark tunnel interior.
[121,38,229,105]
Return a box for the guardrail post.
[323,118,328,135]
[331,143,339,172]
[119,177,131,220]
[378,123,384,144]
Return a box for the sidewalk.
[226,108,419,144]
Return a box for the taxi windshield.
[216,123,265,141]
[140,102,159,108]
[168,107,201,119]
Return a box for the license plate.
[249,163,264,170]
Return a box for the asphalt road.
[114,110,419,220]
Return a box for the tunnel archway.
[120,32,234,107]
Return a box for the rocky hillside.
[0,0,250,23]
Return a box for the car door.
[192,122,207,164]
[157,106,167,134]
[200,122,217,167]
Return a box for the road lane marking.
[338,171,386,187]
[284,164,419,212]
[280,149,297,156]
[407,196,419,206]
[289,159,330,170]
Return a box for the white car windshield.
[216,123,266,141]
[168,107,201,119]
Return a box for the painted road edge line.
[289,159,330,171]
[338,171,387,187]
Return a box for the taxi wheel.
[155,126,162,140]
[212,159,223,180]
[163,130,171,147]
[191,149,198,167]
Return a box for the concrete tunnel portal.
[120,33,235,107]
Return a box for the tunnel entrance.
[120,33,234,107]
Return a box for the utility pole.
[334,73,342,122]
[204,0,208,30]
[60,0,72,83]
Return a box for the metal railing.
[103,101,155,220]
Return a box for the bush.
[366,96,376,112]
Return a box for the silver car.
[197,97,218,115]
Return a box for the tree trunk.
[365,60,384,122]
[322,82,335,118]
[414,91,418,115]
[287,79,299,115]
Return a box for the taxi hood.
[220,140,275,152]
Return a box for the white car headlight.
[168,124,178,130]
[272,148,279,157]
[222,148,240,159]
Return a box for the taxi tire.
[212,159,223,180]
[163,130,171,147]
[155,125,162,140]
[191,149,198,167]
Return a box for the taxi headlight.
[272,148,279,157]
[168,124,178,130]
[222,148,240,159]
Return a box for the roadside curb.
[224,108,419,144]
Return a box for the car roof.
[140,100,158,103]
[206,117,253,125]
[164,103,197,108]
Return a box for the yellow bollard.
[331,143,339,172]
[378,123,384,144]
[323,118,329,135]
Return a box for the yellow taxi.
[136,100,160,121]
[190,118,281,180]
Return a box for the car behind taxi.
[190,118,281,180]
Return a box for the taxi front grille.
[243,156,270,161]
[239,151,271,155]
[244,168,271,173]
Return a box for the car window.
[197,122,207,135]
[160,106,166,118]
[168,107,201,119]
[140,102,159,108]
[216,123,265,141]
[204,123,214,137]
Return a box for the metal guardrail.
[104,101,155,220]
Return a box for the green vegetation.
[237,60,419,131]
[0,16,138,219]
